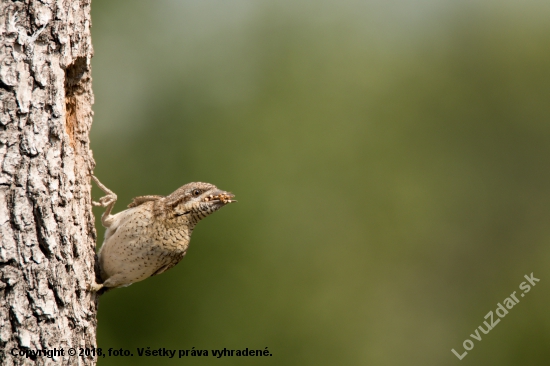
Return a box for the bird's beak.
[203,190,236,204]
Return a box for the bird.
[89,175,235,292]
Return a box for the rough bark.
[0,0,97,365]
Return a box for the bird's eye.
[192,189,202,196]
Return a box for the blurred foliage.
[90,1,550,365]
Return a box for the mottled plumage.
[89,176,235,292]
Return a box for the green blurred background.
[89,1,550,365]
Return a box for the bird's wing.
[127,195,164,208]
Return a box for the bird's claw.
[93,195,116,207]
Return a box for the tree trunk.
[0,0,97,365]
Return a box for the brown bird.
[89,176,235,292]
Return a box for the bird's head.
[161,182,235,221]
